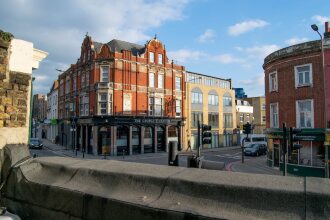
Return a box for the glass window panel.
[149,52,154,63]
[158,54,163,64]
[305,72,310,84]
[176,77,181,90]
[149,73,154,87]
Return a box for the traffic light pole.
[282,123,287,176]
[197,120,201,158]
[241,123,251,163]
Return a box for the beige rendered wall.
[0,37,48,149]
[183,81,236,149]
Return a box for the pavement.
[38,138,281,175]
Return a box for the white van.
[241,134,267,147]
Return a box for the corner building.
[263,37,329,177]
[58,34,185,156]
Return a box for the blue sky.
[1,0,329,96]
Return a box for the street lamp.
[311,24,328,178]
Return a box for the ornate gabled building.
[58,34,186,156]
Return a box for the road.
[31,144,280,176]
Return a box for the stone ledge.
[263,40,321,67]
[0,154,329,220]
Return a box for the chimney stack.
[325,22,330,38]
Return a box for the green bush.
[0,30,14,42]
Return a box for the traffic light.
[202,124,212,144]
[243,123,251,135]
[289,127,302,152]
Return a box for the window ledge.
[296,84,312,88]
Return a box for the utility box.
[168,141,179,166]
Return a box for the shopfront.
[77,116,183,156]
[266,128,329,178]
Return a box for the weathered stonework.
[1,75,30,127]
[0,35,30,128]
[263,40,321,67]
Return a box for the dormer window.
[149,52,154,63]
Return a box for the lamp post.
[311,24,328,178]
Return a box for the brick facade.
[58,34,185,155]
[264,40,324,129]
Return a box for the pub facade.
[58,34,186,156]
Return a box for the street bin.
[187,155,197,168]
[168,141,179,166]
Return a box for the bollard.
[187,155,197,168]
[168,141,179,166]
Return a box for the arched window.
[191,87,203,104]
[208,90,219,106]
[223,93,232,107]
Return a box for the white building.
[0,37,48,148]
[46,80,59,143]
[235,99,253,131]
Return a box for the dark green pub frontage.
[266,128,330,178]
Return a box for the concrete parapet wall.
[1,146,330,219]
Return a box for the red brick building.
[263,24,330,177]
[58,34,186,156]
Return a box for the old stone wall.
[0,34,31,129]
[1,148,329,220]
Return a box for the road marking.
[215,152,242,159]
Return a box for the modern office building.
[233,88,247,98]
[57,34,186,156]
[185,71,237,149]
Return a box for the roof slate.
[106,39,145,56]
[92,41,103,53]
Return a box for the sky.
[0,0,329,97]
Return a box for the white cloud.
[285,37,309,46]
[167,49,206,63]
[212,54,245,64]
[0,0,189,94]
[244,44,280,59]
[239,74,264,87]
[34,75,48,82]
[228,19,269,36]
[312,15,330,25]
[197,29,215,43]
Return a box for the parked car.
[29,138,43,149]
[244,143,267,156]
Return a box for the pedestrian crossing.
[215,152,242,159]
